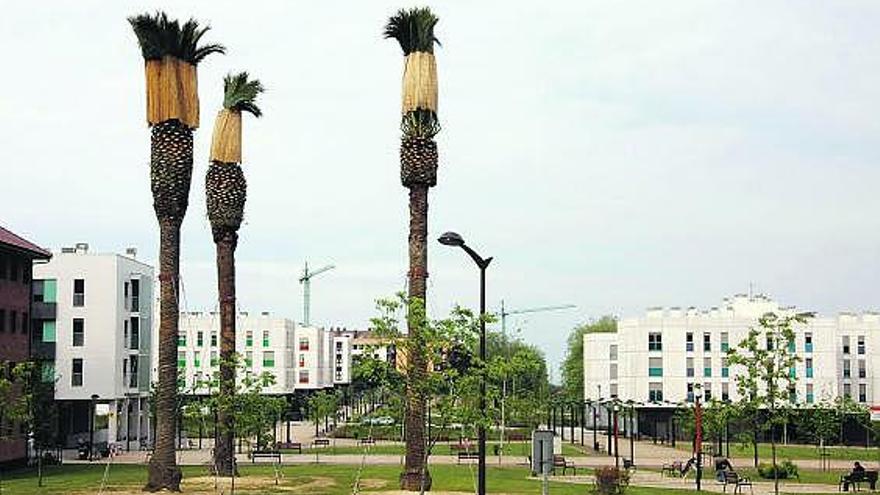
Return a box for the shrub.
[757,459,798,479]
[592,466,630,495]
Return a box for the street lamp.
[612,402,620,468]
[589,400,599,451]
[438,231,492,495]
[626,400,637,466]
[694,389,704,491]
[90,394,99,461]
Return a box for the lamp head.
[438,231,465,247]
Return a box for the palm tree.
[384,7,441,491]
[206,72,264,476]
[129,12,224,491]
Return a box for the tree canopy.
[560,316,617,400]
[129,11,225,64]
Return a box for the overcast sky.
[3,1,879,382]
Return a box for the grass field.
[0,463,751,495]
[682,442,880,461]
[283,441,589,458]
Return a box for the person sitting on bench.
[842,461,867,491]
[715,457,733,482]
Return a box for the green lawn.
[284,440,583,458]
[688,442,880,461]
[1,463,735,495]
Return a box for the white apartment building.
[169,312,295,395]
[32,244,153,449]
[584,294,879,410]
[294,325,334,389]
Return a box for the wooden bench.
[312,438,331,447]
[719,471,752,494]
[449,443,471,454]
[277,442,302,453]
[839,470,878,491]
[662,461,683,477]
[552,455,576,475]
[250,450,281,463]
[457,452,480,464]
[358,437,376,446]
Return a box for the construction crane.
[298,261,335,326]
[498,300,576,456]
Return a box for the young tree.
[728,312,811,495]
[561,317,616,401]
[129,12,225,490]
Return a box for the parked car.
[361,416,395,426]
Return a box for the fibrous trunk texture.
[213,232,238,476]
[400,137,437,188]
[146,218,183,492]
[145,57,199,128]
[210,110,242,164]
[400,184,432,492]
[206,162,247,241]
[150,120,194,221]
[402,52,438,115]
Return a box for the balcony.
[31,301,56,320]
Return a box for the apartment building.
[584,294,880,441]
[0,225,51,464]
[32,244,153,449]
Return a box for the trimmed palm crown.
[222,72,264,116]
[384,7,440,55]
[128,12,225,64]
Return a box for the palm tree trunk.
[146,218,184,491]
[213,232,237,476]
[401,184,431,491]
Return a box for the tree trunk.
[400,185,432,491]
[146,219,183,491]
[753,427,759,467]
[213,233,237,476]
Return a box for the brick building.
[0,225,50,464]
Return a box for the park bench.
[250,450,281,463]
[358,437,376,446]
[662,461,683,477]
[719,471,753,494]
[457,452,480,464]
[552,455,577,475]
[839,470,878,491]
[449,442,472,454]
[312,438,331,447]
[623,458,635,470]
[277,442,302,453]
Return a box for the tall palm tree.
[384,7,441,491]
[129,12,224,491]
[206,72,264,476]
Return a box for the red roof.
[0,225,51,259]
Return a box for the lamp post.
[695,390,704,491]
[627,400,636,466]
[612,402,620,468]
[90,394,99,461]
[438,231,492,495]
[591,400,599,451]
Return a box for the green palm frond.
[128,11,226,65]
[223,72,264,117]
[383,7,440,55]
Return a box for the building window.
[843,336,851,355]
[789,366,796,379]
[245,351,253,367]
[721,383,730,401]
[72,359,83,387]
[299,337,310,351]
[42,321,56,343]
[859,384,867,403]
[788,386,796,403]
[648,357,663,377]
[246,330,253,347]
[299,354,305,367]
[178,351,186,368]
[299,370,309,384]
[648,332,662,351]
[703,357,711,377]
[262,330,270,347]
[844,383,852,399]
[609,345,618,360]
[178,333,186,347]
[766,336,774,351]
[806,383,814,404]
[210,351,218,367]
[720,332,729,352]
[686,383,694,403]
[73,279,85,307]
[130,279,140,312]
[844,360,851,379]
[211,332,217,347]
[704,383,712,401]
[610,363,618,380]
[721,358,729,378]
[686,357,694,377]
[130,317,139,350]
[194,352,201,368]
[703,332,711,352]
[805,333,813,353]
[610,384,618,398]
[196,331,204,346]
[72,318,84,346]
[858,336,866,355]
[336,341,343,350]
[9,311,16,333]
[787,338,795,353]
[686,332,694,352]
[859,360,866,379]
[263,351,275,367]
[648,383,663,402]
[805,358,813,378]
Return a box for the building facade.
[584,294,878,410]
[32,244,153,449]
[0,225,51,464]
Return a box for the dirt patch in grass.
[357,478,389,489]
[68,475,338,494]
